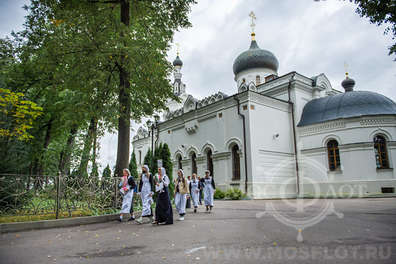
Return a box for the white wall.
[132,68,396,199]
[235,68,277,91]
[247,92,296,198]
[157,95,246,190]
[298,116,396,196]
[132,136,151,173]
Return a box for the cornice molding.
[360,117,396,126]
[298,120,346,136]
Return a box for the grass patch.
[0,208,121,223]
[0,193,152,223]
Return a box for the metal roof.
[297,91,396,127]
[233,40,279,75]
[173,55,183,67]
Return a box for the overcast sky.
[1,0,395,172]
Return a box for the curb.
[0,214,120,233]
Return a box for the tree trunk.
[59,124,78,176]
[37,118,53,187]
[115,0,131,178]
[78,118,96,178]
[26,163,32,192]
[90,120,98,179]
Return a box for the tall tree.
[128,150,138,179]
[151,143,163,175]
[101,164,112,191]
[0,88,42,141]
[19,0,195,178]
[0,39,42,141]
[58,124,78,176]
[102,164,111,180]
[78,118,97,177]
[161,143,173,196]
[143,148,153,171]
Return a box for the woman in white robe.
[202,170,215,212]
[189,173,200,213]
[136,165,154,224]
[119,168,136,221]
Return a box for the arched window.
[256,75,261,85]
[232,145,241,181]
[206,149,214,177]
[191,153,197,174]
[177,155,182,170]
[327,140,341,171]
[374,135,389,169]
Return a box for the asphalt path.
[1,198,396,263]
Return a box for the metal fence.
[0,173,129,222]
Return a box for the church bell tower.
[172,44,186,96]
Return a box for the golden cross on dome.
[249,11,256,33]
[176,43,180,56]
[344,62,349,77]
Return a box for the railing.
[0,173,136,223]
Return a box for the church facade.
[132,28,396,199]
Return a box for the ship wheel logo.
[256,156,344,242]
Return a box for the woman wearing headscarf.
[118,168,136,221]
[202,170,216,212]
[189,173,201,213]
[174,169,189,221]
[136,165,154,224]
[153,167,173,225]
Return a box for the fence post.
[56,171,61,219]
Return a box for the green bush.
[225,188,243,200]
[214,189,225,199]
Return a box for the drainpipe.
[287,73,300,196]
[233,94,248,194]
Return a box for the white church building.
[132,20,396,199]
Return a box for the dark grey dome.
[341,76,355,92]
[233,40,279,75]
[298,91,396,127]
[173,55,183,67]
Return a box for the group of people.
[118,166,216,225]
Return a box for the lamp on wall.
[273,133,279,139]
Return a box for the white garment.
[190,179,200,208]
[120,189,134,214]
[154,173,170,193]
[175,192,187,215]
[203,177,214,206]
[140,173,153,217]
[119,177,134,214]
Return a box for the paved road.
[1,198,396,264]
